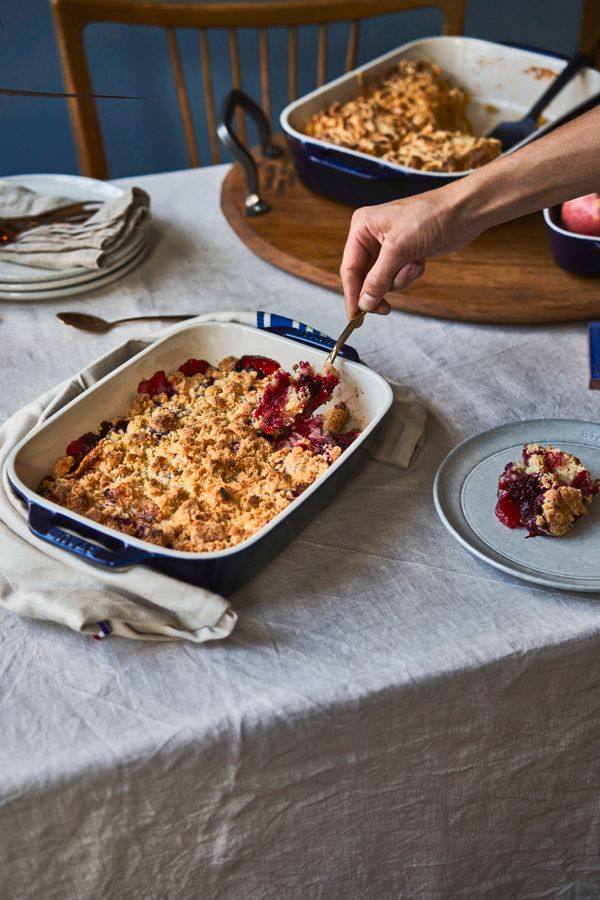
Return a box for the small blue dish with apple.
[543,193,600,277]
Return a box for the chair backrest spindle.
[317,24,328,86]
[288,26,298,102]
[198,29,220,164]
[228,28,246,144]
[258,28,272,124]
[165,27,201,167]
[345,20,360,72]
[580,0,600,67]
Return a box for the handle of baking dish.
[217,88,282,216]
[28,504,153,569]
[257,311,361,362]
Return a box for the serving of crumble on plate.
[496,443,599,537]
[433,420,600,592]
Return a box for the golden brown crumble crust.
[40,358,355,553]
[305,58,501,173]
[525,444,593,536]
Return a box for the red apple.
[561,193,600,237]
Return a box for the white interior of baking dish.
[7,320,393,560]
[282,36,600,177]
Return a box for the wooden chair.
[582,0,600,69]
[50,0,468,179]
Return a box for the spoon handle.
[325,311,366,367]
[115,314,197,325]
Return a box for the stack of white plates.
[0,174,151,301]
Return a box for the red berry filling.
[495,464,547,536]
[66,432,101,464]
[137,370,174,397]
[236,355,281,378]
[178,358,210,377]
[292,361,340,419]
[253,362,341,440]
[330,428,360,451]
[250,360,357,459]
[287,418,359,459]
[66,419,129,469]
[254,370,291,435]
[544,450,566,470]
[495,494,522,529]
[571,470,596,496]
[285,416,332,455]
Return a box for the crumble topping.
[495,443,599,537]
[39,355,360,553]
[305,58,501,173]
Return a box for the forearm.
[450,106,600,233]
[341,106,600,316]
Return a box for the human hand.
[339,187,482,318]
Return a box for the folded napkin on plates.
[0,181,150,271]
[0,311,425,643]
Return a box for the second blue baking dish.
[280,36,600,207]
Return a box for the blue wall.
[0,0,585,178]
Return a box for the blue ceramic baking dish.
[281,36,600,207]
[6,315,393,595]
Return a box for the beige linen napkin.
[0,181,150,271]
[0,312,425,643]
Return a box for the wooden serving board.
[221,140,600,325]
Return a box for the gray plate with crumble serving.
[433,419,600,592]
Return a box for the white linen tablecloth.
[1,165,600,900]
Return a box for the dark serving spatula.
[488,31,600,152]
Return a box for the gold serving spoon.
[325,311,366,367]
[57,311,198,333]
